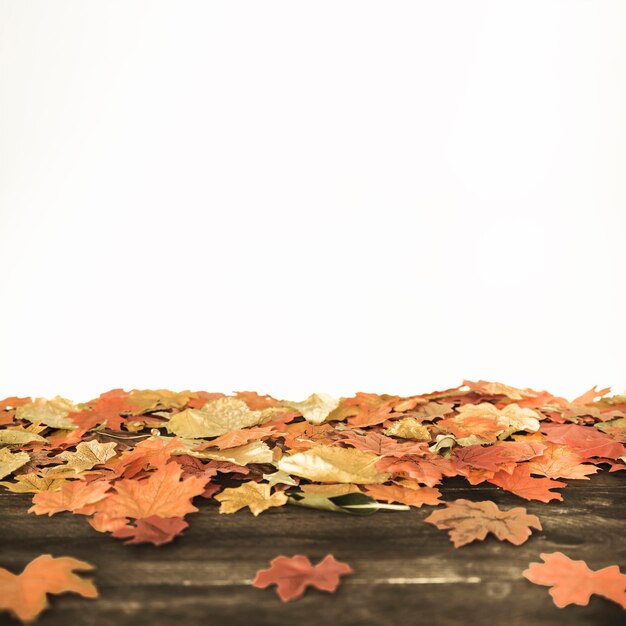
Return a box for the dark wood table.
[1,472,624,626]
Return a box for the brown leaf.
[424,499,541,547]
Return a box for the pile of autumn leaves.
[1,381,625,621]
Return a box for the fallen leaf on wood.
[214,482,288,516]
[29,480,111,516]
[523,552,626,608]
[0,554,97,623]
[252,554,353,601]
[424,499,541,547]
[488,465,566,502]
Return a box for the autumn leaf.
[214,482,288,516]
[523,552,626,609]
[424,499,541,547]
[167,397,272,438]
[383,418,431,441]
[0,473,67,493]
[281,393,340,425]
[182,440,273,465]
[361,482,442,508]
[525,443,599,480]
[45,440,118,477]
[29,480,111,516]
[252,554,353,602]
[105,462,208,519]
[0,429,47,445]
[540,423,626,460]
[488,464,566,502]
[209,425,277,450]
[462,379,540,400]
[376,453,458,487]
[111,516,189,546]
[277,445,390,484]
[126,389,198,414]
[0,448,30,480]
[16,396,83,429]
[339,430,428,457]
[0,554,98,623]
[453,441,547,473]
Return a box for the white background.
[1,1,625,404]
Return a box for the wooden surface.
[1,472,624,626]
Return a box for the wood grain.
[1,473,624,625]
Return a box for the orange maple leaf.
[0,554,97,623]
[29,480,111,516]
[105,462,208,519]
[523,552,626,608]
[252,554,353,602]
[488,464,566,502]
[361,482,442,508]
[111,516,189,546]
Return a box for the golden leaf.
[167,397,271,438]
[15,396,82,429]
[0,430,47,445]
[214,482,288,516]
[0,474,67,493]
[281,393,340,425]
[126,389,198,414]
[0,449,30,480]
[277,445,390,484]
[44,441,118,478]
[177,440,274,465]
[384,418,431,441]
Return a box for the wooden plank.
[0,472,624,625]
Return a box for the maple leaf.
[209,425,277,450]
[0,429,47,445]
[126,389,198,414]
[0,449,30,480]
[540,423,626,460]
[214,482,288,516]
[167,397,272,438]
[453,441,547,473]
[108,436,184,478]
[462,379,540,400]
[339,430,428,457]
[45,440,118,477]
[106,462,208,519]
[277,445,390,484]
[344,393,400,427]
[488,464,566,502]
[112,516,189,545]
[361,482,442,508]
[525,443,599,480]
[571,385,611,405]
[252,554,353,602]
[280,422,338,450]
[523,552,626,608]
[0,473,66,493]
[376,454,458,487]
[29,480,111,516]
[185,440,273,465]
[233,391,279,410]
[0,554,97,623]
[424,499,541,547]
[383,418,431,441]
[15,396,83,429]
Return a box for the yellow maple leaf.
[215,482,288,516]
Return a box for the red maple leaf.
[540,423,626,460]
[111,516,189,546]
[488,464,566,502]
[377,454,458,487]
[523,552,626,608]
[252,554,353,602]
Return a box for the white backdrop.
[1,1,625,404]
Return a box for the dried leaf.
[383,418,431,441]
[281,393,340,425]
[167,397,270,438]
[215,482,288,516]
[424,499,541,547]
[0,474,67,493]
[523,552,626,608]
[361,482,442,508]
[0,449,30,480]
[488,464,566,502]
[252,554,353,602]
[0,554,97,623]
[182,440,274,465]
[29,480,111,516]
[16,396,83,429]
[277,445,390,484]
[0,430,47,445]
